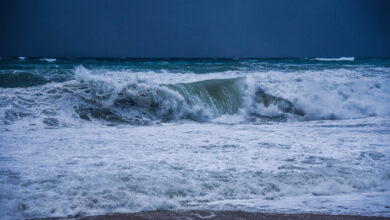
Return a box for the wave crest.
[67,66,301,124]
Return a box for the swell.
[0,70,72,88]
[0,72,49,88]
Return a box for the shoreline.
[33,210,390,220]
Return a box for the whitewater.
[0,58,389,219]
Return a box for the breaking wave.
[40,58,56,62]
[66,67,303,124]
[1,65,390,126]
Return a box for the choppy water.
[0,57,390,219]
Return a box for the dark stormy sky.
[0,0,389,58]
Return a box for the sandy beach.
[34,210,390,220]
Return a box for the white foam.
[1,118,389,218]
[250,69,390,120]
[312,57,355,61]
[40,58,56,62]
[74,65,243,85]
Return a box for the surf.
[1,62,390,127]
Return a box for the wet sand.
[34,210,390,220]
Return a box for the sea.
[0,57,389,219]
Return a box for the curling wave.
[66,67,302,124]
[1,65,389,126]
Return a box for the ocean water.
[0,57,389,219]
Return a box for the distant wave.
[18,57,26,60]
[40,58,56,62]
[312,57,355,61]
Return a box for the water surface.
[0,57,389,219]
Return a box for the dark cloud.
[0,0,389,58]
